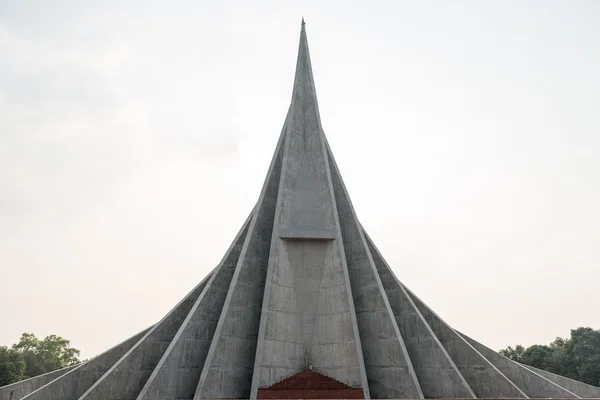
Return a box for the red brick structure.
[257,369,364,399]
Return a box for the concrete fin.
[458,332,580,398]
[0,365,78,400]
[289,20,322,131]
[194,130,286,399]
[326,142,423,400]
[18,327,151,400]
[519,364,600,398]
[277,17,334,241]
[406,289,529,398]
[250,22,365,396]
[78,270,215,400]
[362,229,476,399]
[135,213,253,400]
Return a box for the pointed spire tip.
[301,17,305,26]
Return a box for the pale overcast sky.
[1,0,599,359]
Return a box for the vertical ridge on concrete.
[314,95,370,398]
[0,364,78,400]
[520,364,600,398]
[326,142,423,400]
[405,288,529,398]
[362,229,476,399]
[19,328,151,400]
[194,127,287,399]
[250,20,367,398]
[78,270,216,400]
[458,332,579,398]
[136,213,253,400]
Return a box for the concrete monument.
[2,20,599,400]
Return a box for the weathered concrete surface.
[79,271,215,400]
[194,133,285,399]
[406,289,527,398]
[250,22,365,398]
[19,328,150,400]
[0,365,77,400]
[363,229,476,399]
[522,365,600,398]
[253,237,364,391]
[327,143,423,400]
[9,21,600,400]
[136,214,252,400]
[460,332,579,398]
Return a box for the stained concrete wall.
[460,332,578,398]
[327,144,423,400]
[406,290,527,398]
[19,328,150,400]
[251,46,364,393]
[136,215,251,400]
[253,237,364,391]
[523,364,600,398]
[194,138,285,399]
[0,365,77,400]
[363,230,476,399]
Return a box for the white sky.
[1,0,599,359]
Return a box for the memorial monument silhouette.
[2,20,599,400]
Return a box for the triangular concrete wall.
[3,21,599,400]
[250,22,367,397]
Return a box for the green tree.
[11,333,81,380]
[0,346,25,386]
[521,344,554,371]
[563,327,600,386]
[500,327,600,387]
[499,345,526,363]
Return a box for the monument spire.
[288,14,322,136]
[3,21,600,400]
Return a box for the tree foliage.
[0,333,81,386]
[500,327,600,387]
[0,346,26,386]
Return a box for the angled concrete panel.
[250,22,365,397]
[406,289,528,398]
[326,143,423,400]
[79,271,215,400]
[459,332,579,398]
[135,214,252,400]
[0,365,78,400]
[253,237,365,392]
[315,118,370,398]
[19,328,150,400]
[520,365,600,398]
[194,133,286,399]
[363,229,475,399]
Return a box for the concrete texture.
[193,130,286,399]
[136,214,252,400]
[0,365,77,400]
[459,333,578,398]
[406,289,528,398]
[363,229,476,399]
[250,22,366,399]
[19,328,150,400]
[521,365,600,398]
[327,142,424,400]
[8,21,600,400]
